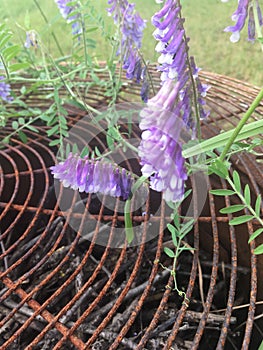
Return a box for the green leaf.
[210,189,236,196]
[244,185,251,206]
[61,129,69,137]
[180,226,194,240]
[232,170,241,192]
[80,146,89,158]
[167,223,176,235]
[20,85,27,95]
[49,139,61,147]
[58,114,67,125]
[0,33,12,50]
[167,224,178,247]
[94,147,102,157]
[53,89,60,104]
[248,228,263,243]
[18,130,27,143]
[40,114,52,122]
[86,27,99,33]
[164,246,175,258]
[18,117,25,125]
[2,136,10,144]
[9,62,30,73]
[173,214,180,230]
[59,106,68,116]
[257,339,263,350]
[26,124,39,133]
[66,99,86,111]
[2,45,20,61]
[46,116,57,127]
[255,195,262,217]
[180,219,194,236]
[220,205,245,214]
[47,124,59,137]
[12,121,19,130]
[182,120,263,158]
[72,143,79,154]
[171,230,178,247]
[183,189,192,200]
[209,159,229,179]
[66,143,71,157]
[254,244,263,255]
[180,246,195,252]
[229,215,254,226]
[106,132,115,151]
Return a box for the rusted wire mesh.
[0,68,263,349]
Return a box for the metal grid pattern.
[0,69,263,349]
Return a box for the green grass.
[1,0,263,86]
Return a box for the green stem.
[40,42,50,80]
[219,87,263,161]
[124,176,148,244]
[33,0,64,57]
[138,51,156,96]
[124,198,134,244]
[78,1,88,67]
[12,65,88,84]
[1,115,41,143]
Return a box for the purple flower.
[138,79,188,203]
[224,0,263,42]
[54,0,82,35]
[24,31,38,49]
[107,0,148,101]
[138,0,212,202]
[152,0,209,130]
[0,76,13,102]
[50,153,134,200]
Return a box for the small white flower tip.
[230,31,240,43]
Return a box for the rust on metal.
[0,69,263,349]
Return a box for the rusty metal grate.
[0,69,263,349]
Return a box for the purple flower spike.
[138,0,213,201]
[223,0,263,42]
[107,0,148,102]
[54,0,82,35]
[151,0,209,130]
[139,127,187,202]
[138,78,188,203]
[51,153,134,200]
[0,76,13,102]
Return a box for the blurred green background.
[1,0,263,86]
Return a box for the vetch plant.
[223,0,263,43]
[51,152,134,200]
[107,0,148,101]
[0,76,13,103]
[1,0,263,306]
[161,213,194,301]
[54,0,83,36]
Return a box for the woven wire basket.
[0,67,263,349]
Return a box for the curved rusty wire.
[0,70,262,349]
